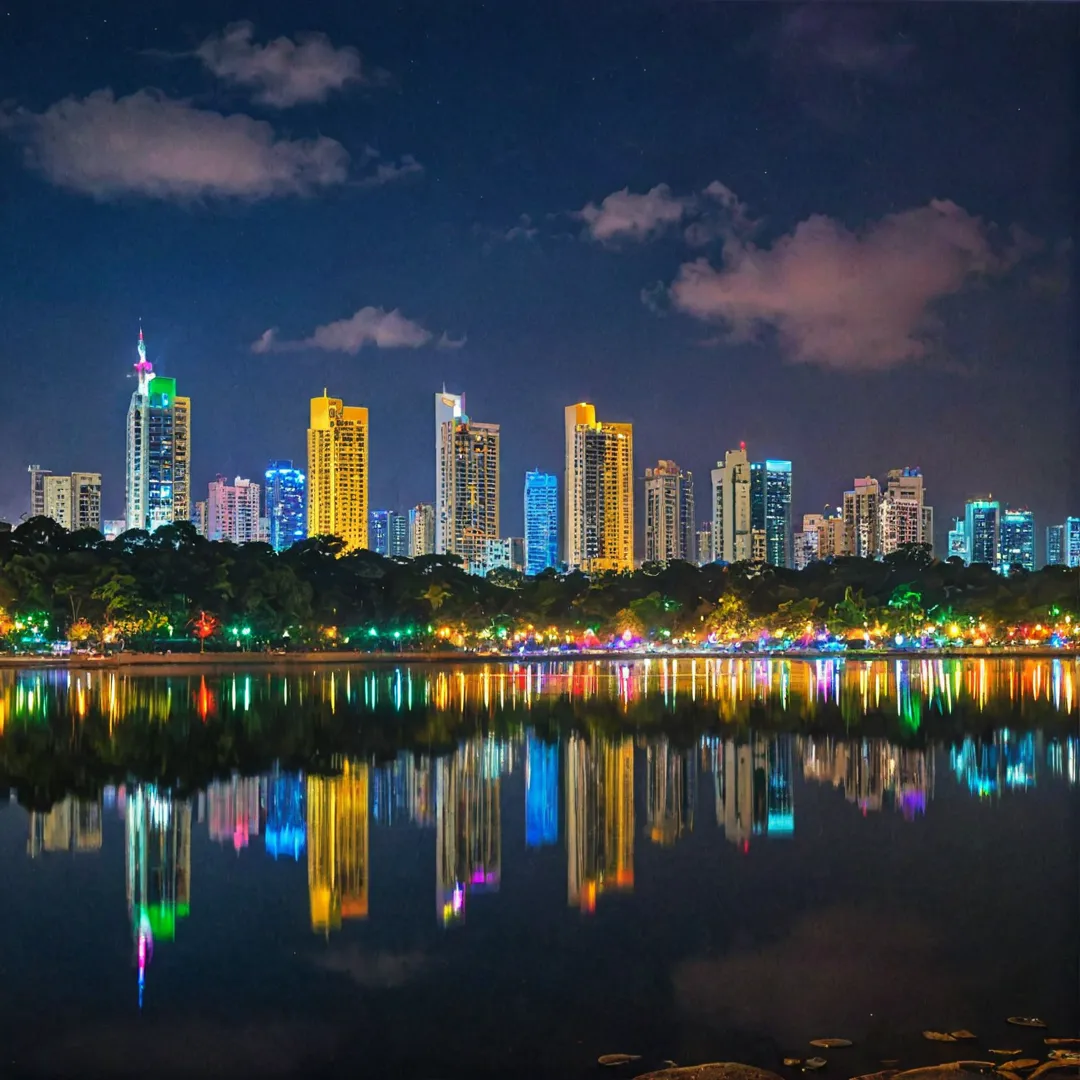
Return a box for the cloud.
[776,6,915,77]
[312,946,432,989]
[576,183,693,243]
[437,331,467,350]
[253,306,433,354]
[196,21,385,107]
[669,194,1035,370]
[7,89,349,200]
[504,214,538,242]
[357,152,424,189]
[684,180,758,247]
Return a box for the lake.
[0,657,1077,1079]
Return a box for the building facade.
[564,403,634,573]
[880,467,932,556]
[435,390,465,554]
[644,460,695,564]
[125,327,190,532]
[948,517,969,562]
[409,503,435,558]
[265,461,306,553]
[524,471,559,576]
[207,476,263,544]
[1067,517,1080,569]
[441,414,500,574]
[750,459,792,567]
[844,477,882,559]
[1046,524,1064,567]
[307,391,369,551]
[369,509,390,555]
[998,508,1035,573]
[28,465,51,519]
[388,512,409,558]
[696,521,713,565]
[711,446,752,564]
[964,498,1000,566]
[40,472,102,532]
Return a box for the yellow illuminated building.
[307,391,369,551]
[307,760,370,934]
[564,403,634,572]
[27,797,103,857]
[566,734,634,912]
[440,415,500,573]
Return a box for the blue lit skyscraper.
[369,509,390,555]
[388,513,409,558]
[998,508,1035,573]
[964,498,999,566]
[525,733,559,847]
[524,471,559,576]
[750,459,793,567]
[264,770,306,860]
[1067,517,1080,569]
[1046,524,1064,567]
[264,461,306,552]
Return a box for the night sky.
[0,1,1076,542]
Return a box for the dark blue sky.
[0,1,1075,542]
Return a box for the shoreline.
[0,646,1076,670]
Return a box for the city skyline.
[0,4,1073,543]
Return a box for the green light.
[393,631,401,639]
[367,628,378,637]
[241,627,251,637]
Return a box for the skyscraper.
[696,521,713,565]
[750,459,792,567]
[28,465,51,519]
[368,509,390,555]
[207,476,263,544]
[388,512,409,557]
[441,413,500,574]
[435,390,464,554]
[644,460,695,563]
[307,391,369,551]
[564,403,634,572]
[524,471,559,575]
[40,473,102,532]
[1066,517,1080,569]
[948,517,969,562]
[844,477,882,559]
[964,498,1000,566]
[880,467,932,556]
[998,508,1035,573]
[409,503,435,557]
[710,445,752,564]
[264,460,306,552]
[1046,524,1065,567]
[125,327,190,532]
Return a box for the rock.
[1027,1064,1080,1080]
[1047,1053,1080,1063]
[811,1041,853,1049]
[599,1054,642,1067]
[892,1065,1003,1080]
[850,1070,899,1080]
[784,1060,802,1068]
[631,1065,786,1080]
[1008,1020,1049,1030]
[924,1034,960,1043]
[1045,1043,1080,1049]
[1001,1063,1040,1073]
[990,1052,1022,1058]
[951,1034,978,1042]
[805,1059,828,1071]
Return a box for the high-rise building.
[441,413,500,574]
[307,391,369,551]
[409,503,435,557]
[564,403,634,572]
[844,477,882,559]
[125,327,190,532]
[644,460,695,563]
[193,501,207,537]
[964,498,1000,566]
[207,476,263,544]
[998,508,1035,573]
[368,509,390,555]
[40,473,102,532]
[435,390,465,554]
[482,537,525,576]
[103,519,126,541]
[793,520,819,570]
[264,460,306,553]
[696,521,713,565]
[524,471,559,576]
[881,468,932,556]
[307,761,369,934]
[525,734,559,848]
[1066,517,1080,569]
[388,512,409,558]
[1046,524,1065,567]
[750,459,792,567]
[948,517,969,562]
[28,465,51,519]
[710,446,752,564]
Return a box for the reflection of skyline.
[16,728,1079,1009]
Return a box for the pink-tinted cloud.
[670,195,1035,370]
[9,89,349,200]
[196,22,386,107]
[253,307,433,354]
[357,153,424,189]
[576,183,693,243]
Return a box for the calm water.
[0,658,1077,1079]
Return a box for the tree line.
[0,517,1076,650]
